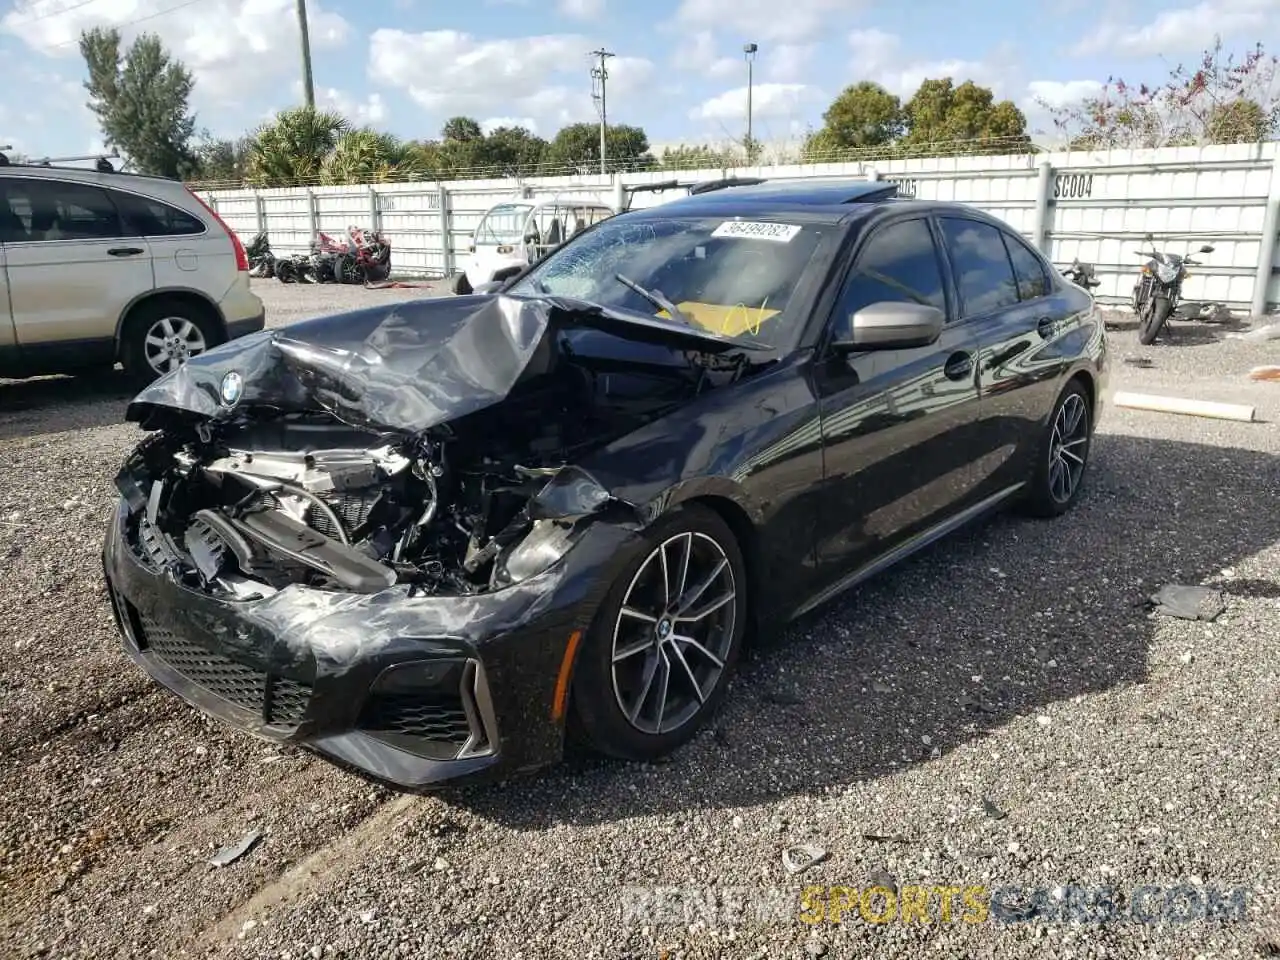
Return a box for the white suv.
[0,154,264,384]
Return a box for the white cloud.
[0,0,352,106]
[846,29,1013,99]
[765,44,814,84]
[690,83,819,123]
[673,0,862,44]
[557,0,604,19]
[313,87,388,126]
[671,30,741,78]
[1072,0,1269,57]
[367,29,654,131]
[1025,79,1106,110]
[480,116,540,134]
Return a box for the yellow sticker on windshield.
[656,302,780,337]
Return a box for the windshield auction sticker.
[711,221,802,242]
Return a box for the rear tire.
[568,504,748,762]
[120,297,222,386]
[1138,295,1172,345]
[1021,380,1093,518]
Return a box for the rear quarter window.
[111,190,206,237]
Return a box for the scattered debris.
[861,833,917,844]
[1123,356,1155,368]
[1149,584,1226,622]
[782,845,829,875]
[763,688,803,706]
[1228,321,1280,342]
[982,797,1008,821]
[866,866,898,893]
[1179,651,1195,665]
[1249,365,1280,382]
[208,829,262,868]
[871,681,892,694]
[804,938,828,957]
[959,691,999,715]
[1113,391,1255,423]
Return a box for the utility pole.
[744,43,758,162]
[297,0,315,109]
[589,48,614,176]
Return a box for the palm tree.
[246,106,349,187]
[321,129,426,185]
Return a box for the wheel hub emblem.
[219,371,244,407]
[656,619,672,640]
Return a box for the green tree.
[813,81,904,151]
[903,77,1028,146]
[479,126,548,176]
[441,116,484,143]
[246,106,349,187]
[192,136,251,184]
[545,122,654,172]
[659,144,738,170]
[321,129,425,185]
[79,27,198,178]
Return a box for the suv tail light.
[186,187,248,272]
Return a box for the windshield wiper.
[615,273,689,326]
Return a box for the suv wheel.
[121,298,222,384]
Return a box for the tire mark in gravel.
[187,793,421,955]
[0,679,158,758]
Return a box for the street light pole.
[743,43,758,162]
[590,48,615,176]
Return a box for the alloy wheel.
[1048,393,1089,503]
[610,531,738,736]
[143,316,207,375]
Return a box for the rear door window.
[938,217,1020,317]
[111,190,206,237]
[1001,230,1052,301]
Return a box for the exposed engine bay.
[117,342,745,599]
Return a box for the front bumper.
[101,501,631,789]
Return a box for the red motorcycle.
[335,226,392,284]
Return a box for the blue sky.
[0,0,1274,159]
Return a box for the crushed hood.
[126,293,766,435]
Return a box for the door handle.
[943,351,974,381]
[1036,316,1057,339]
[107,247,145,257]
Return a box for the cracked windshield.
[509,217,830,344]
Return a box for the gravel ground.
[1,284,1278,959]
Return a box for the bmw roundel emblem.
[219,371,244,407]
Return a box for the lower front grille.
[359,693,472,745]
[136,613,311,727]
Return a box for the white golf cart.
[451,195,616,294]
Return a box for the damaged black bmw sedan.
[102,179,1107,788]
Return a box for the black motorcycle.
[245,231,275,279]
[1132,236,1215,345]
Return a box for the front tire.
[569,504,748,762]
[452,272,473,295]
[1138,295,1173,345]
[1021,380,1093,518]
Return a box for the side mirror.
[1199,244,1215,253]
[831,301,945,353]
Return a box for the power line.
[9,0,103,27]
[49,0,205,47]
